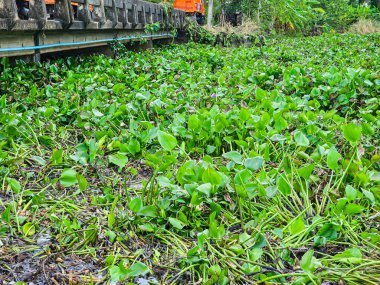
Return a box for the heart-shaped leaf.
[294,130,309,147]
[157,130,177,151]
[60,169,78,188]
[244,157,264,171]
[342,123,362,144]
[109,153,128,169]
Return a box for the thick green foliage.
[221,0,380,32]
[317,0,380,31]
[0,34,379,284]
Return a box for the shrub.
[348,18,380,33]
[316,0,356,31]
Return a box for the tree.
[208,0,214,27]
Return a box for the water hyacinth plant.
[0,33,379,284]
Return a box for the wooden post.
[0,0,17,19]
[99,0,106,26]
[81,0,93,26]
[141,4,146,25]
[0,0,16,30]
[120,1,129,27]
[55,0,73,28]
[207,0,213,28]
[111,0,118,27]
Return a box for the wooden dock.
[0,0,186,58]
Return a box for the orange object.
[173,0,204,15]
[24,0,78,6]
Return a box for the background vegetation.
[220,0,380,32]
[150,0,380,33]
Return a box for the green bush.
[348,4,380,21]
[317,0,380,31]
[220,0,380,33]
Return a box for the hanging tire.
[196,14,205,26]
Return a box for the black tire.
[196,14,205,26]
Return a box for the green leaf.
[109,265,124,282]
[112,83,125,94]
[109,153,128,169]
[297,164,314,180]
[294,130,309,147]
[60,169,78,187]
[196,183,212,196]
[362,189,375,204]
[273,228,283,239]
[314,223,338,246]
[157,130,177,151]
[138,205,157,217]
[125,262,150,277]
[1,205,11,223]
[300,250,321,274]
[222,151,242,164]
[77,174,88,191]
[39,135,53,147]
[266,186,277,198]
[52,148,63,164]
[242,263,260,275]
[22,222,36,236]
[127,139,141,156]
[92,109,103,117]
[105,230,116,242]
[169,217,185,229]
[274,116,288,131]
[234,169,251,186]
[110,260,130,282]
[206,145,216,154]
[208,264,221,276]
[139,223,155,232]
[253,233,267,248]
[108,211,115,228]
[327,148,341,170]
[239,108,250,121]
[333,248,362,264]
[289,217,305,235]
[202,167,222,186]
[129,197,143,212]
[239,232,251,244]
[270,134,286,142]
[244,157,264,171]
[44,107,54,118]
[342,123,361,144]
[277,176,291,196]
[31,156,46,166]
[6,178,21,194]
[188,114,201,130]
[209,212,225,239]
[345,185,357,201]
[248,248,263,262]
[345,203,365,215]
[255,87,268,100]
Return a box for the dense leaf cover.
[0,34,379,284]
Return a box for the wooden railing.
[0,0,185,31]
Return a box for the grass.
[205,20,260,36]
[0,33,379,284]
[349,18,380,34]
